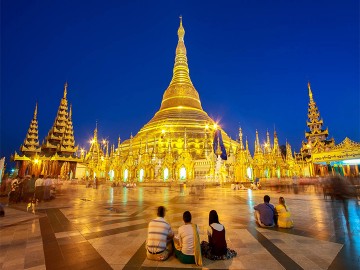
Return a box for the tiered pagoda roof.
[20,103,41,155]
[301,82,335,156]
[41,82,74,155]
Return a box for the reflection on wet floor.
[0,184,359,269]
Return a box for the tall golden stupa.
[107,17,237,182]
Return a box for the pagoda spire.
[265,129,271,153]
[238,127,244,150]
[255,130,262,153]
[302,82,334,155]
[117,136,121,149]
[58,104,77,155]
[64,81,68,99]
[308,81,313,102]
[156,17,203,112]
[169,16,193,87]
[20,102,41,156]
[42,82,70,154]
[273,130,280,156]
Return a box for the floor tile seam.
[248,227,304,270]
[39,211,113,269]
[82,222,149,240]
[0,217,41,230]
[71,215,149,227]
[262,227,345,244]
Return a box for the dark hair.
[183,211,192,223]
[264,195,270,203]
[157,206,165,217]
[209,210,219,225]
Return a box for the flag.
[213,130,227,160]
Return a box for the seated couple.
[254,195,293,228]
[146,207,237,266]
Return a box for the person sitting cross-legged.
[201,210,237,260]
[174,211,202,266]
[254,195,275,227]
[275,197,294,228]
[146,206,174,261]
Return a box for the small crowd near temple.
[146,197,293,266]
[1,174,62,207]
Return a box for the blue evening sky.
[1,0,359,163]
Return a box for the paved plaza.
[0,183,359,270]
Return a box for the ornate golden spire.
[34,102,38,119]
[308,81,313,102]
[157,17,203,111]
[169,16,192,87]
[64,82,68,99]
[238,127,244,150]
[94,122,98,141]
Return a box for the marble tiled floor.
[0,184,359,270]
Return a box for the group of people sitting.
[254,195,294,228]
[146,206,237,266]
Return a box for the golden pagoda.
[104,18,299,184]
[13,82,81,178]
[109,17,236,183]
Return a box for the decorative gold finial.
[64,82,68,99]
[308,81,313,101]
[178,15,185,41]
[34,102,38,119]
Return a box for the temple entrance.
[163,168,169,181]
[180,167,186,180]
[124,169,128,182]
[139,168,144,182]
[246,167,252,180]
[276,167,280,178]
[109,170,114,181]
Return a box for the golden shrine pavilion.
[82,18,301,183]
[297,83,360,177]
[13,83,82,178]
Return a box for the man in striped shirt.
[146,206,174,261]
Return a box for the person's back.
[178,223,195,255]
[209,223,226,256]
[174,211,201,265]
[146,206,174,261]
[254,195,275,227]
[275,197,293,228]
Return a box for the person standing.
[146,206,174,261]
[174,211,202,266]
[254,195,275,227]
[275,197,294,228]
[201,210,237,260]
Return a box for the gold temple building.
[13,83,82,178]
[82,18,301,183]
